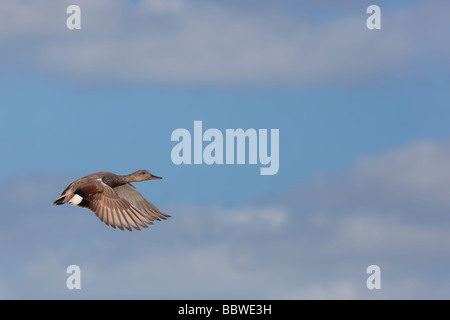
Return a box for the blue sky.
[1,0,450,299]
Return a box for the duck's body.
[53,170,170,231]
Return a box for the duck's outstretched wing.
[69,179,156,231]
[113,183,171,221]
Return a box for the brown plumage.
[53,170,170,231]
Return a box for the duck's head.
[130,170,162,182]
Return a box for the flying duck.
[53,170,170,231]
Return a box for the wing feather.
[114,184,171,221]
[69,179,158,231]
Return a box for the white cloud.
[272,282,359,300]
[328,214,450,255]
[140,0,184,13]
[354,141,450,204]
[216,205,288,229]
[0,0,448,85]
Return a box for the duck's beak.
[150,174,162,180]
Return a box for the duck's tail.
[52,195,66,205]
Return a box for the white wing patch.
[69,194,83,205]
